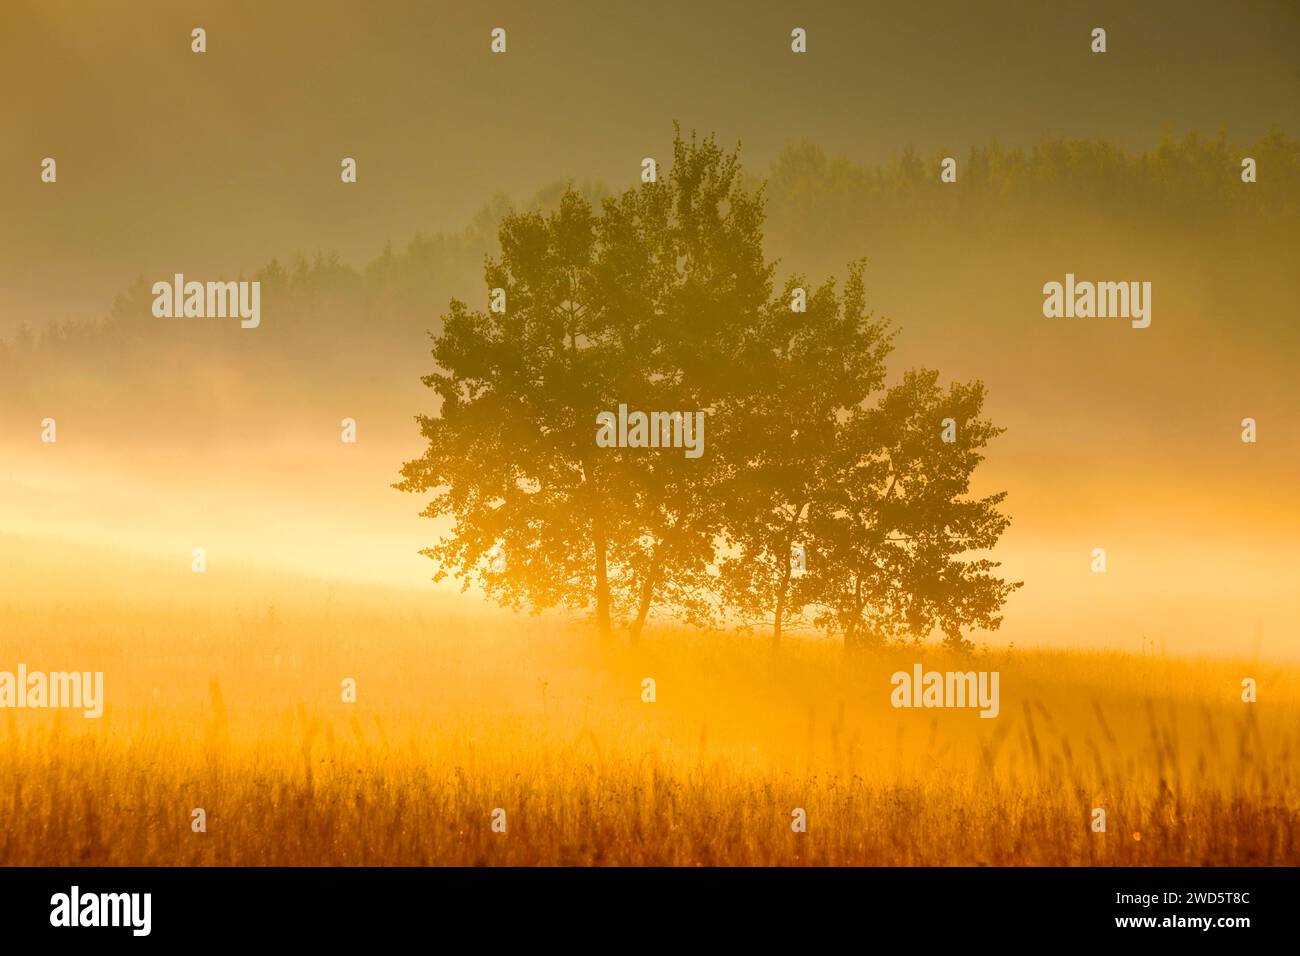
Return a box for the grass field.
[1,569,1296,866]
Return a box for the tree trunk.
[843,574,865,651]
[593,525,612,641]
[583,453,613,641]
[629,562,657,642]
[772,503,806,647]
[773,563,789,646]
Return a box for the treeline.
[395,132,1021,647]
[765,129,1299,227]
[3,128,1294,433]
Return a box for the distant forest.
[3,129,1296,441]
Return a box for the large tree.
[714,264,892,643]
[398,128,1020,648]
[395,131,770,638]
[803,371,1022,650]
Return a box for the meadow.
[1,558,1295,866]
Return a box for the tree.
[395,130,771,639]
[803,370,1021,650]
[394,189,616,632]
[715,264,892,643]
[397,126,1021,649]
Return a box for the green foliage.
[399,131,1022,647]
[396,131,773,637]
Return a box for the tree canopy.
[397,129,1021,648]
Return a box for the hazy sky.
[2,0,1298,329]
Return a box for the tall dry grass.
[0,591,1296,865]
